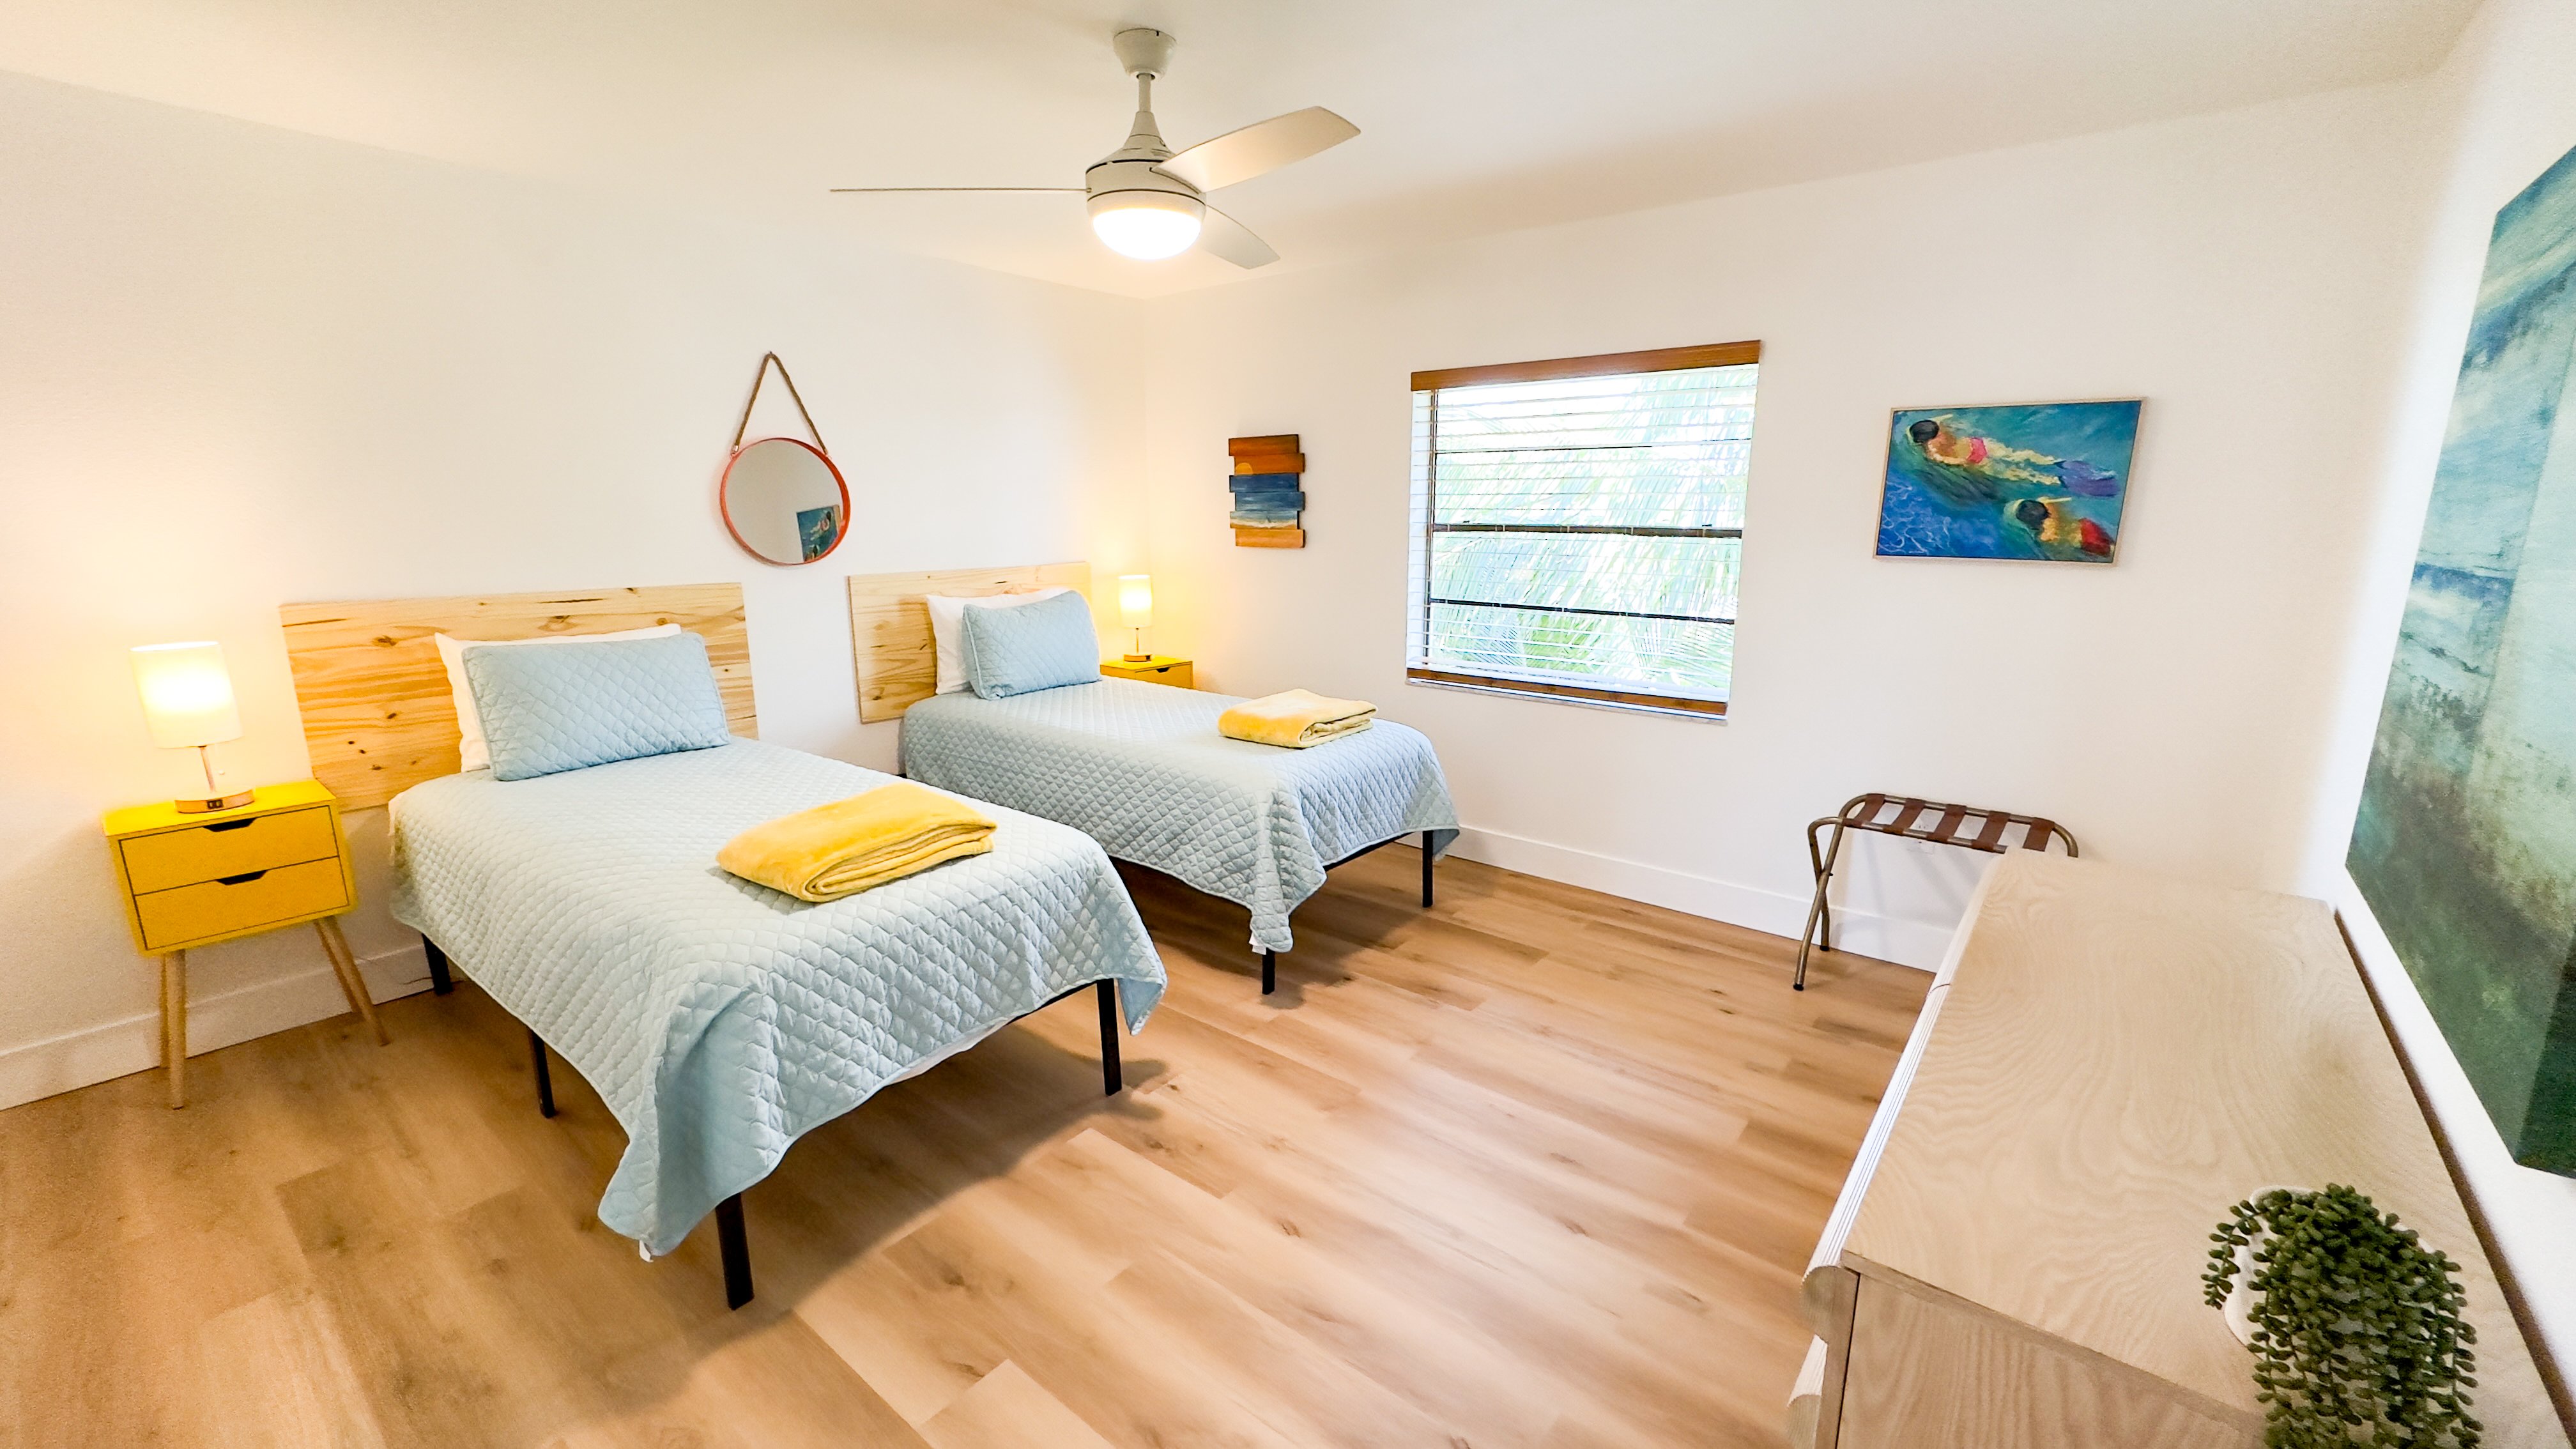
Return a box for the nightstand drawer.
[134,858,349,951]
[118,806,339,894]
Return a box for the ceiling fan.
[831,27,1357,268]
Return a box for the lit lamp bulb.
[1117,574,1154,661]
[1089,192,1202,260]
[131,641,255,813]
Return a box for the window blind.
[1407,353,1759,714]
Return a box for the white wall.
[0,70,1145,1108]
[2303,0,2576,1383]
[1138,82,2440,967]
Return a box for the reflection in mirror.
[721,438,849,565]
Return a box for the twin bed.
[904,676,1457,989]
[280,571,1457,1307]
[853,562,1460,993]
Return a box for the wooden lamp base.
[174,791,257,814]
[174,744,252,813]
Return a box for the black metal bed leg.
[1096,979,1123,1096]
[715,1194,753,1309]
[1261,950,1276,995]
[1422,831,1436,909]
[422,934,454,995]
[529,1029,556,1118]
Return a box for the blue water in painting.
[1229,473,1305,528]
[2349,139,2576,1169]
[1876,400,2142,562]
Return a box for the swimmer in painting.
[1906,417,2064,488]
[1905,417,2124,498]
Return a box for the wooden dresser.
[1788,852,2568,1448]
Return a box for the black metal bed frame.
[418,935,1123,1310]
[1252,829,1439,995]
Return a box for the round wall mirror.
[721,437,849,565]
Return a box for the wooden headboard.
[279,584,756,810]
[847,563,1091,723]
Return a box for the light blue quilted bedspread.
[386,739,1165,1257]
[901,678,1460,953]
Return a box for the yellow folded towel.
[1218,688,1378,748]
[717,783,996,901]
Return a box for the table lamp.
[131,641,255,813]
[1117,574,1154,661]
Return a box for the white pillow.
[925,587,1072,694]
[435,624,682,772]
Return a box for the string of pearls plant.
[2204,1184,2479,1448]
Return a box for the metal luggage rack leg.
[1793,793,2078,990]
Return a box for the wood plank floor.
[0,847,1927,1448]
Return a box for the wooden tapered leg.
[314,917,389,1045]
[160,951,187,1108]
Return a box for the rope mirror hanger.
[720,353,850,567]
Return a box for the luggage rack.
[1794,793,2078,989]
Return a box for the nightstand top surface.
[104,780,337,839]
[1103,655,1191,668]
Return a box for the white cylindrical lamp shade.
[131,641,243,749]
[1117,574,1154,629]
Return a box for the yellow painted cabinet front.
[102,780,383,1105]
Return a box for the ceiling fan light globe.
[1088,191,1204,260]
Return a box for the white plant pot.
[2218,1185,2302,1348]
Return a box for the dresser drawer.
[134,857,349,951]
[118,806,339,894]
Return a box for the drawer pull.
[205,820,256,833]
[217,870,270,885]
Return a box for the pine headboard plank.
[279,584,755,810]
[846,563,1091,723]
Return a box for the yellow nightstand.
[103,781,385,1107]
[1102,656,1193,688]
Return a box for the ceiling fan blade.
[1199,205,1279,270]
[827,187,1084,194]
[1159,107,1358,192]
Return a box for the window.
[1407,342,1760,717]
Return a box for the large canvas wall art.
[2350,140,2576,1174]
[1876,399,2142,562]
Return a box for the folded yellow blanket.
[717,783,996,901]
[1217,688,1377,748]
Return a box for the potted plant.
[2204,1184,2480,1447]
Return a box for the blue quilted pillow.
[959,588,1100,698]
[464,632,733,781]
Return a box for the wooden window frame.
[1409,340,1760,721]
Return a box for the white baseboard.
[0,941,436,1112]
[1,832,1947,1114]
[1443,825,1958,971]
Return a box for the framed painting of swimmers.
[1875,399,2143,563]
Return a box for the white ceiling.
[0,0,2476,297]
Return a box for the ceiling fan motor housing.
[1085,156,1205,248]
